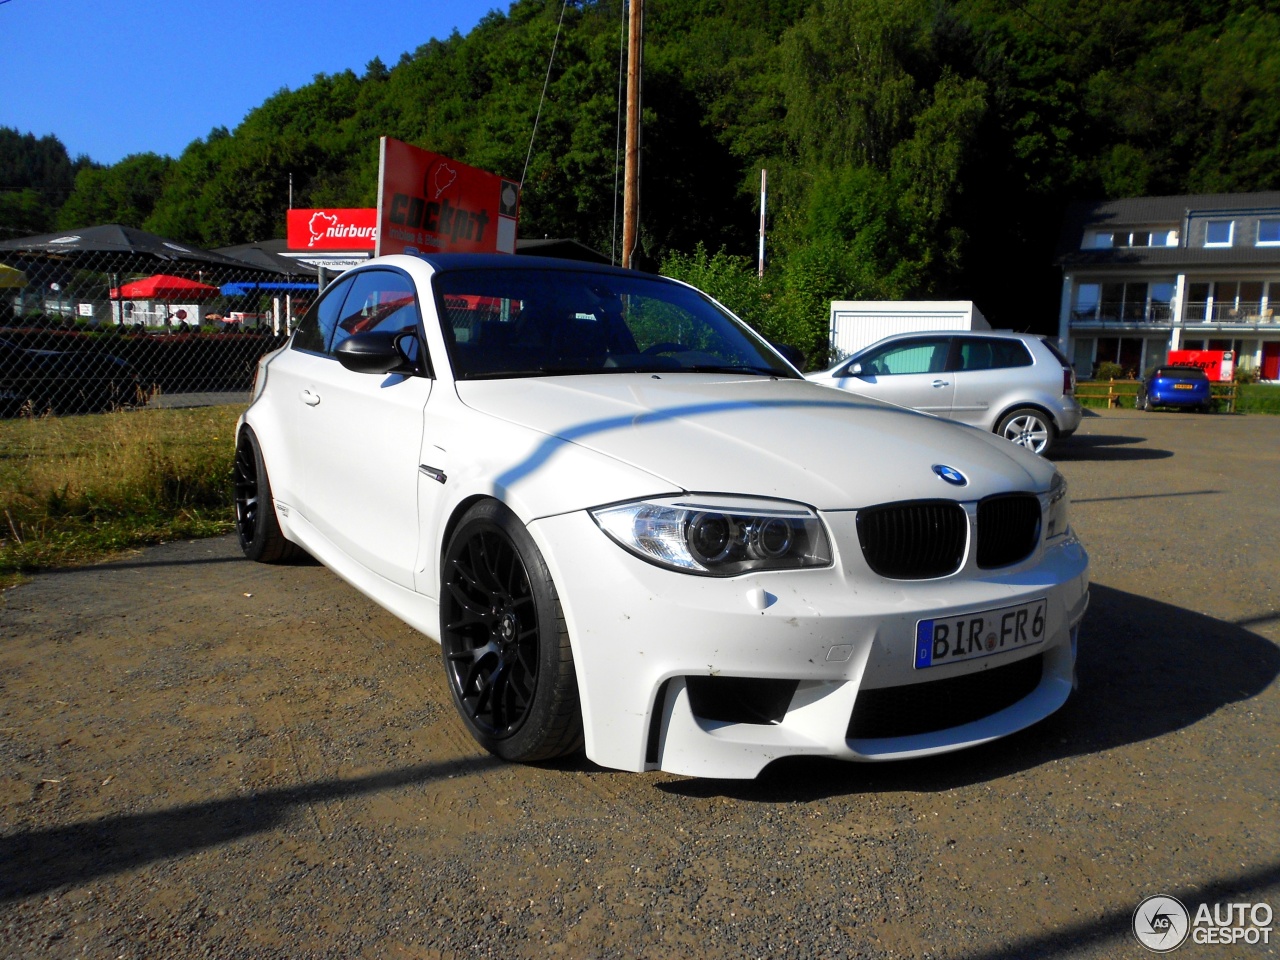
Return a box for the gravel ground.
[1,407,1278,959]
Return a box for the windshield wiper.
[683,364,785,376]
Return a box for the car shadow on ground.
[33,548,321,576]
[1052,434,1172,462]
[936,859,1280,960]
[0,756,502,904]
[658,583,1280,802]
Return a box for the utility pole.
[621,0,642,269]
[758,168,767,278]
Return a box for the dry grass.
[0,404,244,584]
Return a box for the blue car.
[1137,365,1212,412]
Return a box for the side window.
[292,276,354,354]
[991,339,1033,368]
[861,338,950,376]
[329,269,421,355]
[956,337,1032,371]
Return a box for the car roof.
[408,252,643,280]
[860,329,1036,344]
[1153,365,1208,377]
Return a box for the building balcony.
[1070,302,1173,327]
[1071,301,1280,331]
[1182,301,1274,323]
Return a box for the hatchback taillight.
[1062,367,1075,396]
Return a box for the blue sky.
[1,0,504,165]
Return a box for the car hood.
[454,374,1054,510]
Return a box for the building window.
[1071,338,1094,375]
[1086,228,1178,249]
[1149,282,1174,321]
[1073,280,1176,323]
[1096,336,1145,378]
[1258,219,1280,246]
[1185,280,1266,321]
[1072,283,1100,320]
[1238,281,1264,319]
[1205,220,1234,247]
[1099,281,1158,321]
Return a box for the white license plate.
[914,598,1047,669]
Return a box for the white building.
[1056,192,1280,380]
[828,300,989,359]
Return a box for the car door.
[834,336,955,416]
[949,336,1035,427]
[287,267,434,588]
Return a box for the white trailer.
[828,300,990,359]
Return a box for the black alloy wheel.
[441,500,582,762]
[233,427,300,563]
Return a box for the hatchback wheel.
[441,500,583,762]
[234,427,301,563]
[996,408,1054,456]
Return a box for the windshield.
[434,268,798,380]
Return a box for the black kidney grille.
[976,494,1042,569]
[856,500,967,579]
[846,653,1043,740]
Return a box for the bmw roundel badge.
[932,464,968,486]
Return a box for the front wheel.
[233,426,302,563]
[996,408,1055,456]
[440,500,583,763]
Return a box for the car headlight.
[591,496,832,576]
[1044,472,1071,542]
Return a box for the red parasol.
[109,273,221,300]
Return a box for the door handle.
[932,379,950,388]
[300,389,321,406]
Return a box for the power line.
[520,0,572,190]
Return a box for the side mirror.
[335,329,426,376]
[848,362,864,377]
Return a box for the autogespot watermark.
[1133,894,1274,952]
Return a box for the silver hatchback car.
[807,330,1081,456]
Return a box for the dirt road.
[2,408,1278,959]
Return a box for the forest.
[4,0,1280,362]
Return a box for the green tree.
[0,127,91,236]
[57,153,173,229]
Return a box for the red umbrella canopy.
[110,273,221,300]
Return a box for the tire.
[996,407,1055,457]
[233,426,301,563]
[440,500,583,763]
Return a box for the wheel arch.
[438,492,503,581]
[992,400,1062,435]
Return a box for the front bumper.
[530,510,1090,779]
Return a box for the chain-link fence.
[0,227,325,416]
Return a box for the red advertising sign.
[375,138,519,256]
[287,208,378,250]
[1167,349,1235,382]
